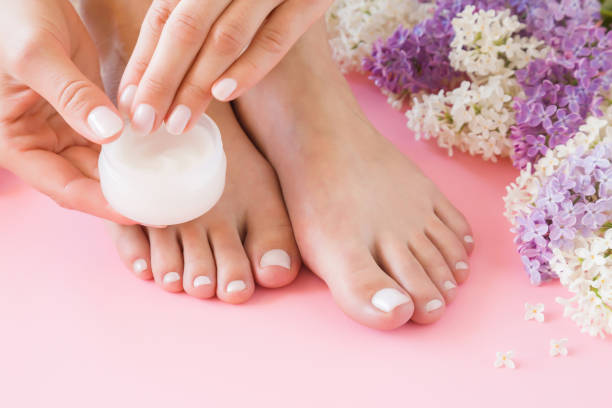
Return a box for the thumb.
[11,39,124,144]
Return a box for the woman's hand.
[0,0,132,223]
[118,0,333,135]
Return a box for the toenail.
[464,235,474,244]
[455,261,469,270]
[371,288,411,313]
[193,276,212,288]
[227,280,246,293]
[260,249,291,269]
[163,272,181,284]
[443,280,456,290]
[132,259,148,274]
[425,299,444,312]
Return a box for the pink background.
[1,76,609,407]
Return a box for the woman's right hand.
[0,0,134,223]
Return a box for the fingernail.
[455,261,469,270]
[464,235,474,244]
[443,280,456,290]
[260,249,291,270]
[163,272,181,284]
[133,103,155,134]
[371,288,411,313]
[211,78,237,101]
[119,85,137,112]
[227,280,246,293]
[425,299,444,312]
[87,106,123,142]
[132,259,148,274]
[193,276,212,288]
[166,104,191,135]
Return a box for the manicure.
[166,104,191,135]
[119,85,137,112]
[211,78,237,101]
[132,103,155,134]
[87,106,123,142]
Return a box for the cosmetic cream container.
[99,114,226,226]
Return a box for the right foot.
[235,21,474,329]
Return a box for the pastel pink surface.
[0,76,609,408]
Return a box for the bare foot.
[80,0,301,303]
[234,20,474,328]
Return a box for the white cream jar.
[99,114,226,226]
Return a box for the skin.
[0,0,129,223]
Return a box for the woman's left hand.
[118,0,333,135]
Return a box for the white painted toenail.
[425,299,444,312]
[227,280,246,293]
[260,249,291,269]
[455,261,469,270]
[443,281,456,290]
[193,276,211,288]
[371,288,411,313]
[132,259,147,274]
[163,272,180,284]
[464,235,474,244]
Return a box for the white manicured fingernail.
[87,106,123,141]
[163,272,180,284]
[211,78,237,101]
[227,280,246,293]
[133,103,155,134]
[464,235,474,244]
[456,261,469,270]
[425,299,444,312]
[166,105,191,135]
[260,249,291,270]
[132,259,148,274]
[119,85,137,111]
[371,288,411,313]
[193,276,211,288]
[443,280,456,290]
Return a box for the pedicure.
[260,249,291,270]
[166,104,191,135]
[443,280,456,290]
[227,280,247,293]
[132,259,148,274]
[455,261,469,270]
[87,106,123,142]
[425,299,444,312]
[464,235,474,244]
[119,85,137,111]
[193,276,212,288]
[133,103,155,134]
[211,78,237,101]
[371,288,411,313]
[163,272,181,284]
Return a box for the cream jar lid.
[99,114,226,226]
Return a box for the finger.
[10,38,124,144]
[211,0,327,102]
[131,0,232,135]
[6,149,134,224]
[166,0,279,135]
[60,146,101,180]
[117,0,180,114]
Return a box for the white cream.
[99,114,226,226]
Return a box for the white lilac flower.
[549,338,569,357]
[493,351,516,369]
[524,302,545,322]
[325,0,435,73]
[450,7,549,81]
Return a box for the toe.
[378,238,446,324]
[209,223,255,304]
[322,247,414,330]
[148,227,184,293]
[435,196,474,254]
[244,212,300,289]
[426,216,470,284]
[107,222,153,280]
[179,223,216,299]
